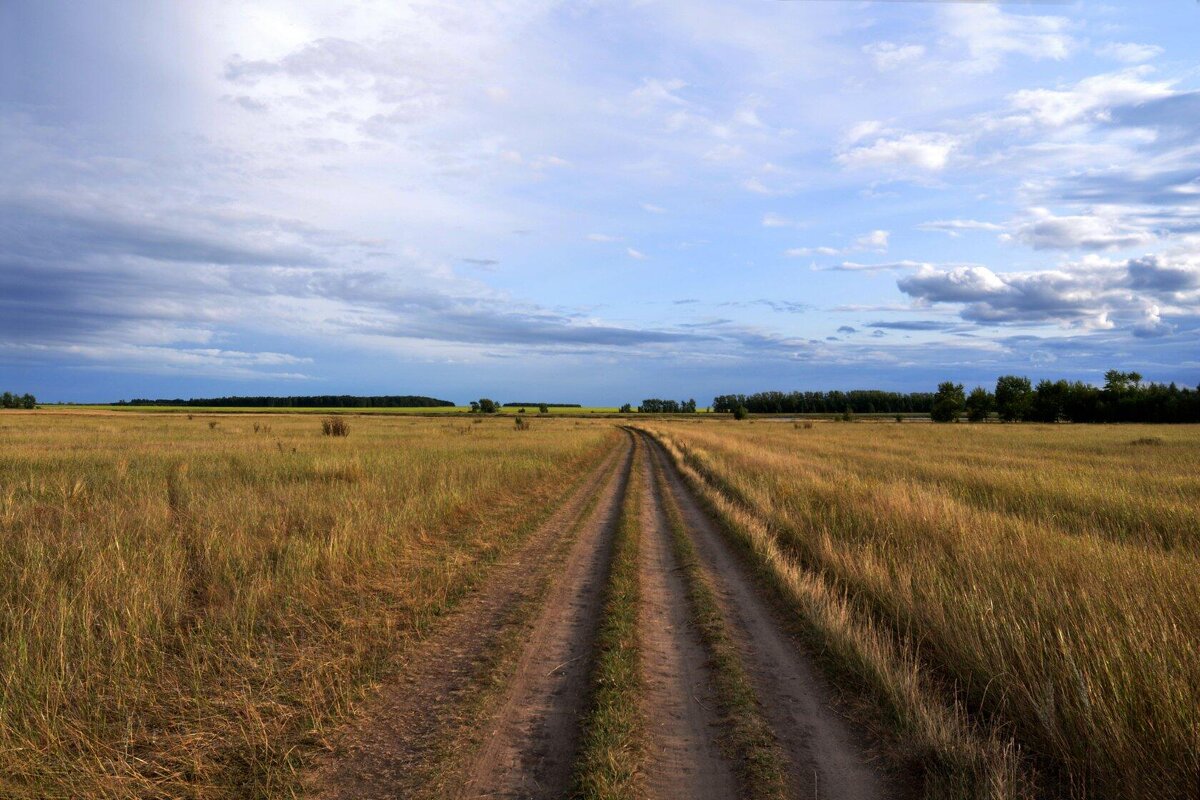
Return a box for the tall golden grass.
[644,420,1200,799]
[0,411,613,798]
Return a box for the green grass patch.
[571,440,646,799]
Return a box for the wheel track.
[306,431,631,800]
[635,432,740,799]
[641,431,893,800]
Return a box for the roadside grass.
[647,440,789,800]
[0,412,614,798]
[572,437,646,800]
[644,421,1200,799]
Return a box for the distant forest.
[713,390,933,415]
[714,371,1200,423]
[118,395,455,408]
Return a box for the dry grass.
[643,420,1200,799]
[0,410,614,798]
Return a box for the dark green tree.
[994,375,1033,422]
[965,386,993,422]
[930,382,966,422]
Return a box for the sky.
[1,1,1198,405]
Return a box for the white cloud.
[742,177,778,195]
[1007,208,1155,251]
[587,233,620,243]
[1097,42,1164,64]
[854,229,890,252]
[863,42,925,72]
[626,247,647,260]
[919,219,1005,237]
[762,212,805,229]
[641,203,666,214]
[786,229,889,258]
[1010,68,1175,127]
[838,131,959,172]
[941,5,1074,71]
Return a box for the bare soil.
[305,433,631,800]
[644,433,893,800]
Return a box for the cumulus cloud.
[896,254,1200,332]
[1007,208,1155,251]
[1009,68,1174,127]
[1126,255,1200,292]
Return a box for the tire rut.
[643,432,893,800]
[306,433,630,800]
[635,434,740,799]
[454,429,636,799]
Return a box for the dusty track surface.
[453,433,635,799]
[307,432,630,800]
[642,432,891,800]
[635,437,740,799]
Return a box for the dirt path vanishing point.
[307,431,631,800]
[453,433,636,799]
[642,431,892,800]
[635,436,740,799]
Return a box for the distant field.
[61,404,625,415]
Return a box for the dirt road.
[310,426,895,799]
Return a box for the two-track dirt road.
[308,427,895,799]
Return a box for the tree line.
[1,392,37,409]
[637,398,698,413]
[118,395,454,408]
[929,371,1200,423]
[713,390,934,415]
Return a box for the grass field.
[0,410,613,797]
[3,411,1197,798]
[643,419,1200,798]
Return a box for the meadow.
[643,419,1200,798]
[0,411,613,798]
[3,410,1197,799]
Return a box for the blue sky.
[2,1,1198,404]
